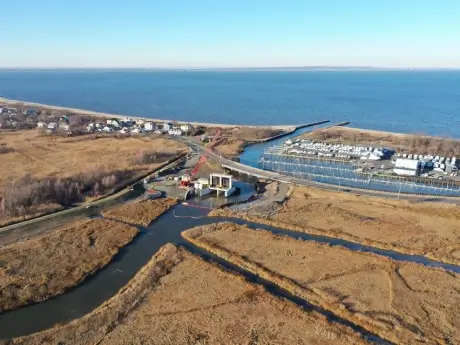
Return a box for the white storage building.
[393,158,421,176]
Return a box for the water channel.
[1,203,459,342]
[1,126,458,342]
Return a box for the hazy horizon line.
[1,65,460,71]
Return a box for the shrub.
[0,171,127,219]
[131,150,175,165]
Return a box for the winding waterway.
[0,204,458,342]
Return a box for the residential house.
[103,126,113,133]
[121,117,134,127]
[162,122,173,132]
[111,120,121,128]
[95,123,104,129]
[0,107,5,114]
[135,118,145,125]
[180,124,193,133]
[119,127,129,134]
[153,130,162,135]
[168,128,182,136]
[47,122,57,130]
[37,121,48,128]
[59,123,71,131]
[86,124,95,133]
[106,119,120,128]
[144,122,155,131]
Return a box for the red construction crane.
[181,128,222,186]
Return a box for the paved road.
[178,136,460,204]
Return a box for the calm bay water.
[0,69,459,137]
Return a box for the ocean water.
[0,70,459,137]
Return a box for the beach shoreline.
[0,96,298,130]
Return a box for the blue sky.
[1,0,459,68]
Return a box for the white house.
[111,120,121,128]
[47,122,57,130]
[86,125,95,132]
[135,118,145,125]
[162,122,172,132]
[0,107,5,114]
[180,124,193,133]
[168,128,182,136]
[37,121,48,128]
[95,123,104,128]
[103,126,113,133]
[144,122,155,131]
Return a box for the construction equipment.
[181,128,222,187]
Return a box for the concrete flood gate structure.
[208,173,236,197]
[147,174,238,200]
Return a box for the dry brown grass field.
[101,198,177,226]
[0,218,138,312]
[0,130,187,225]
[300,126,460,156]
[0,130,187,193]
[211,185,460,265]
[184,223,460,345]
[12,244,370,345]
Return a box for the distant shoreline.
[1,67,459,72]
[0,97,298,130]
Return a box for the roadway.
[178,136,460,204]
